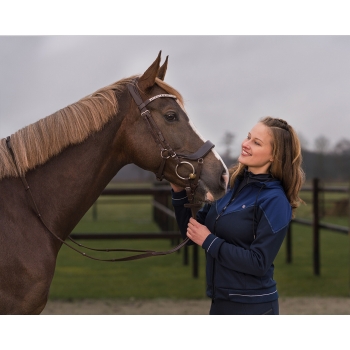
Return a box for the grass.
[274,224,349,297]
[51,240,207,299]
[50,189,207,300]
[274,184,349,297]
[48,182,350,300]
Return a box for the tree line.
[221,132,350,182]
[113,133,350,183]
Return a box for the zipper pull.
[216,204,228,220]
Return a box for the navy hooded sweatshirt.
[172,170,292,304]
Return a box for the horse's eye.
[164,113,177,122]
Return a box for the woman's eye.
[164,113,177,122]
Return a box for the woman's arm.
[201,195,291,276]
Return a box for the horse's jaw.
[193,174,228,205]
[204,174,229,202]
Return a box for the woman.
[171,117,305,315]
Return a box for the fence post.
[312,178,320,276]
[152,182,199,276]
[193,245,199,278]
[286,224,292,263]
[153,181,171,232]
[92,201,98,221]
[183,245,189,265]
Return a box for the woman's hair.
[229,116,305,217]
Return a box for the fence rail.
[292,218,349,234]
[72,184,200,278]
[73,179,349,278]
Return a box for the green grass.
[50,240,207,299]
[274,224,349,297]
[50,188,207,300]
[48,183,350,300]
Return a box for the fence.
[71,184,200,278]
[72,178,349,279]
[287,178,349,275]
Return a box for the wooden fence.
[71,184,200,278]
[287,178,349,275]
[71,178,349,279]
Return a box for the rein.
[5,81,215,262]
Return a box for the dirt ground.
[41,297,350,315]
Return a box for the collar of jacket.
[235,169,274,192]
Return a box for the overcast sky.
[1,3,349,156]
[1,35,349,155]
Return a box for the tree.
[221,131,235,159]
[333,138,350,155]
[312,135,330,179]
[314,135,330,154]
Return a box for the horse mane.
[0,76,184,180]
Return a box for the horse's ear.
[138,51,162,92]
[157,55,168,81]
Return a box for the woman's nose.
[242,140,250,148]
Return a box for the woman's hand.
[170,182,185,193]
[186,217,211,246]
[170,183,210,246]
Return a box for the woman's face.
[238,122,274,174]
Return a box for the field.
[46,181,350,313]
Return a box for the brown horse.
[0,52,228,314]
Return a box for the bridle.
[127,80,215,217]
[5,80,216,262]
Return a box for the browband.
[127,83,177,112]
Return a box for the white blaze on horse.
[0,52,228,314]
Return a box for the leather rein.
[5,80,215,262]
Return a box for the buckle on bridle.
[161,149,176,159]
[175,161,196,180]
[141,110,151,116]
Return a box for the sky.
[0,2,350,159]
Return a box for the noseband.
[127,80,215,217]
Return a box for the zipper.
[211,188,240,300]
[210,178,253,300]
[210,173,268,298]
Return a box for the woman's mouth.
[241,148,251,156]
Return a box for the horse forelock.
[0,78,137,180]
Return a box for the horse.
[0,51,228,314]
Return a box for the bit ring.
[175,161,196,180]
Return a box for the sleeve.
[171,189,212,241]
[171,189,191,240]
[201,194,291,276]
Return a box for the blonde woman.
[171,117,305,315]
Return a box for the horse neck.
[26,116,126,239]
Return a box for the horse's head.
[118,52,228,203]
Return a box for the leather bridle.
[5,80,216,261]
[127,80,215,217]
